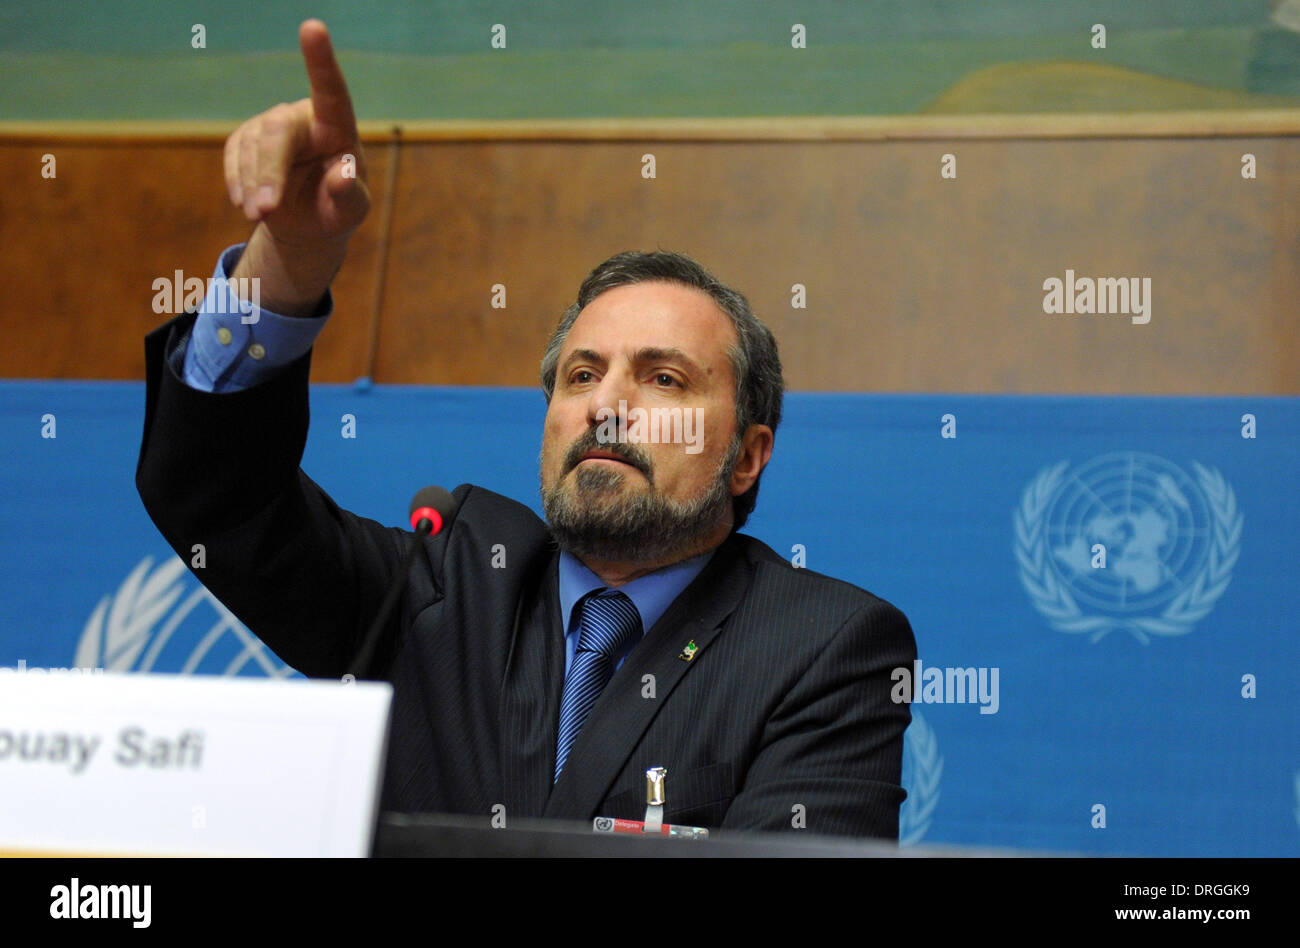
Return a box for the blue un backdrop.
[0,378,1295,856]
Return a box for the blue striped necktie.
[554,589,642,781]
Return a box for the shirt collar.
[558,545,717,636]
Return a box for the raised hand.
[224,20,370,315]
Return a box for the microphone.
[408,485,455,535]
[346,486,457,680]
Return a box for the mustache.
[565,430,651,475]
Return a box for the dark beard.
[540,435,741,564]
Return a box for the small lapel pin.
[677,639,699,662]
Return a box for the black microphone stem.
[347,517,434,680]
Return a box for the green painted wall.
[3,0,1297,119]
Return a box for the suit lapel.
[498,550,566,817]
[542,533,751,820]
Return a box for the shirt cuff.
[184,243,333,392]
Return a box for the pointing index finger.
[299,19,357,133]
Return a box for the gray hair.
[539,250,783,532]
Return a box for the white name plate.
[0,671,392,857]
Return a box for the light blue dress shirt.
[180,244,332,392]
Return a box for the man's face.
[539,280,744,565]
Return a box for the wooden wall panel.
[377,136,1298,394]
[2,124,1296,394]
[0,140,390,383]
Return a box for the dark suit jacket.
[136,312,917,838]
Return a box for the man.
[136,20,916,838]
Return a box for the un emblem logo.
[1015,453,1241,643]
[75,554,296,677]
[899,711,942,846]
